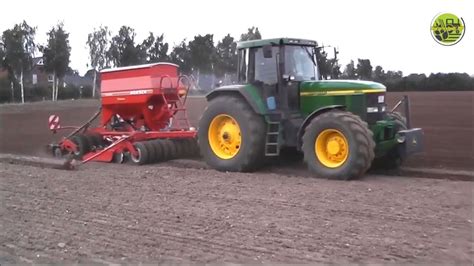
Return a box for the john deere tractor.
[198,38,423,180]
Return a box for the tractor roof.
[237,38,317,49]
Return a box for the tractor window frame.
[283,45,319,81]
[237,48,249,83]
[248,46,279,86]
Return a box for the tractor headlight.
[396,134,406,143]
[381,106,386,112]
[367,107,379,113]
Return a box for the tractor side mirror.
[282,74,295,81]
[263,45,273,58]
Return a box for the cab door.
[280,45,319,112]
[247,46,280,110]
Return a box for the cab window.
[237,48,248,82]
[249,47,279,85]
[284,45,318,81]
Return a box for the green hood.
[300,80,386,95]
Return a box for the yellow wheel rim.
[208,114,242,159]
[315,129,349,168]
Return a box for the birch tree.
[86,26,110,98]
[42,23,70,101]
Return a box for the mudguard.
[206,85,267,115]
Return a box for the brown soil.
[0,160,472,264]
[386,92,473,171]
[0,92,472,263]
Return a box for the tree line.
[0,21,472,103]
[0,21,72,102]
[338,59,473,91]
[85,25,262,96]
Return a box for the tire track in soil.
[1,188,347,262]
[3,204,320,263]
[0,203,470,262]
[1,163,472,263]
[3,177,469,228]
[2,187,470,230]
[5,197,468,258]
[2,188,325,262]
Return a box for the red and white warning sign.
[48,114,61,131]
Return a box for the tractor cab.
[236,38,319,112]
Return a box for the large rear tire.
[302,110,375,180]
[198,96,266,172]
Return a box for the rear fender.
[206,85,266,115]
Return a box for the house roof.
[64,74,93,87]
[32,57,44,66]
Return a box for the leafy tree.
[0,41,5,64]
[330,61,341,79]
[141,32,169,63]
[383,70,403,89]
[356,59,372,80]
[1,21,36,103]
[316,46,340,80]
[372,65,385,82]
[385,70,403,80]
[316,47,331,80]
[316,43,341,79]
[342,60,357,79]
[402,73,427,90]
[170,40,191,73]
[87,26,110,97]
[0,41,6,73]
[0,42,10,101]
[188,34,216,75]
[240,27,262,41]
[215,34,237,77]
[41,23,71,101]
[107,26,144,67]
[329,48,341,79]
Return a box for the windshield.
[284,45,318,81]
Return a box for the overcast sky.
[1,0,472,76]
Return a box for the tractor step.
[265,120,281,156]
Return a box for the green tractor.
[198,38,423,180]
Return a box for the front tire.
[198,96,266,172]
[302,110,375,180]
